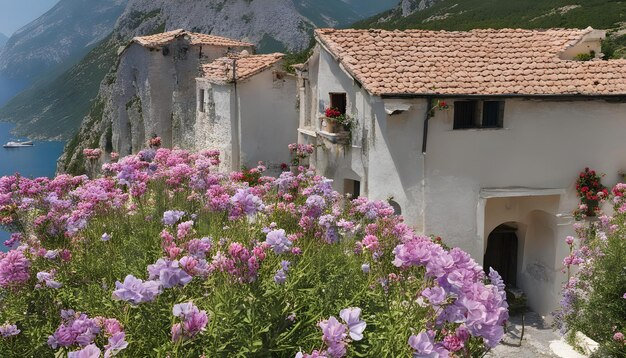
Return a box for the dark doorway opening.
[484,224,518,287]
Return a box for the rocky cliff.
[1,0,398,143]
[56,0,399,174]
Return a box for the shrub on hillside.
[555,183,626,357]
[0,148,508,357]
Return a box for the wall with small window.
[453,100,505,129]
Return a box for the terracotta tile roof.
[133,29,253,49]
[201,53,284,84]
[314,28,626,96]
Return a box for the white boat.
[3,140,34,148]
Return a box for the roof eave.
[379,92,626,101]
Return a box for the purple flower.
[36,270,63,289]
[112,275,162,304]
[187,237,212,259]
[101,233,111,242]
[171,302,207,340]
[172,302,197,318]
[171,323,182,342]
[408,332,436,357]
[319,316,347,357]
[183,310,208,337]
[162,210,185,225]
[274,269,287,284]
[422,286,446,305]
[0,250,31,288]
[358,263,369,274]
[68,344,101,358]
[0,323,20,337]
[104,332,128,358]
[305,195,326,217]
[265,229,292,254]
[230,188,264,216]
[280,260,291,271]
[147,259,193,288]
[339,307,366,341]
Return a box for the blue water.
[0,121,65,250]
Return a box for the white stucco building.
[111,29,253,154]
[196,52,298,173]
[295,27,626,316]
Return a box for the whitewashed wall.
[238,69,298,173]
[306,44,626,315]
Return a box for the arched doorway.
[484,223,519,287]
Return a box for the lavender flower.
[104,332,128,357]
[274,269,287,284]
[101,233,111,242]
[148,259,193,288]
[265,229,292,254]
[68,344,101,358]
[112,275,162,304]
[162,210,185,225]
[171,302,208,341]
[0,323,20,337]
[36,271,63,289]
[361,263,370,273]
[319,316,347,357]
[230,188,264,216]
[421,286,446,305]
[339,307,366,341]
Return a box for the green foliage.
[559,213,626,357]
[0,179,439,356]
[356,0,626,32]
[574,51,596,61]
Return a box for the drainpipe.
[421,97,433,233]
[421,96,433,154]
[232,58,241,170]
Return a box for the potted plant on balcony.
[321,107,351,134]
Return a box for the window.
[453,100,504,129]
[344,179,360,198]
[330,92,347,115]
[199,89,205,113]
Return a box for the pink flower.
[0,250,31,288]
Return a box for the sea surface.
[0,121,65,251]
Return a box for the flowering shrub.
[574,167,608,219]
[0,148,507,356]
[288,143,314,167]
[555,182,626,357]
[82,148,102,161]
[148,135,162,148]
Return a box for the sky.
[0,0,59,36]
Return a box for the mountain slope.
[356,0,626,32]
[0,33,8,50]
[293,0,398,27]
[0,0,399,140]
[0,0,127,82]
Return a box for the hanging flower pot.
[320,116,340,133]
